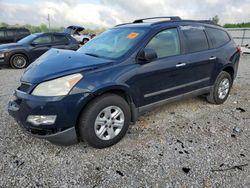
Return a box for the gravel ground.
[0,55,249,188]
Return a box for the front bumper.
[0,57,7,65]
[8,89,92,145]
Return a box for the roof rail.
[133,16,181,23]
[180,20,221,26]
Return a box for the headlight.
[32,73,83,96]
[0,52,4,58]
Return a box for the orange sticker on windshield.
[127,32,139,39]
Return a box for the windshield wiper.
[85,53,100,58]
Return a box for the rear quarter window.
[206,27,230,48]
[181,26,209,53]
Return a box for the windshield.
[18,34,37,44]
[78,28,147,59]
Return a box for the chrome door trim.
[144,77,210,98]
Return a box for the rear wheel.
[78,94,131,148]
[82,38,89,45]
[206,71,232,104]
[10,54,28,69]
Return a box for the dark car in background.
[0,32,79,69]
[0,27,30,44]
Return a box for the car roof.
[33,32,69,36]
[115,16,223,30]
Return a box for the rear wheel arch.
[222,66,234,80]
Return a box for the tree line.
[0,22,107,34]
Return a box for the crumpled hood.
[21,49,112,84]
[0,43,23,50]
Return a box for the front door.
[30,34,53,61]
[131,28,188,107]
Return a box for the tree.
[0,22,9,27]
[211,15,219,24]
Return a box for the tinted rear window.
[206,27,230,48]
[53,35,68,44]
[181,26,209,53]
[18,30,29,35]
[6,30,15,37]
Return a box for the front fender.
[6,50,30,64]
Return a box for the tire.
[78,94,131,148]
[10,54,28,69]
[206,71,232,104]
[82,38,89,45]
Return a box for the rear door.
[179,25,215,89]
[52,34,71,50]
[205,27,233,81]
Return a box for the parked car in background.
[0,27,30,44]
[64,26,91,44]
[243,44,250,54]
[0,32,79,69]
[8,17,240,148]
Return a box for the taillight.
[236,46,241,53]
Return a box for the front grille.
[25,127,65,136]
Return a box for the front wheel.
[78,94,131,148]
[10,54,28,69]
[206,71,232,104]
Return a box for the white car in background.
[64,26,91,45]
[243,44,250,54]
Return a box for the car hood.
[0,43,23,51]
[21,49,113,84]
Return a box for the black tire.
[82,38,89,45]
[10,54,28,69]
[206,71,232,104]
[78,94,131,148]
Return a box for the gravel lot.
[0,55,249,188]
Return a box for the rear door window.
[53,35,69,44]
[206,27,230,48]
[145,28,180,58]
[181,26,209,53]
[33,35,52,44]
[6,30,15,37]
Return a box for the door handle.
[209,56,217,60]
[176,63,186,67]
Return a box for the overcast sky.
[0,0,250,28]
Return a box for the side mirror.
[138,48,157,62]
[245,44,249,48]
[30,42,38,46]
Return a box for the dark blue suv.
[8,17,240,148]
